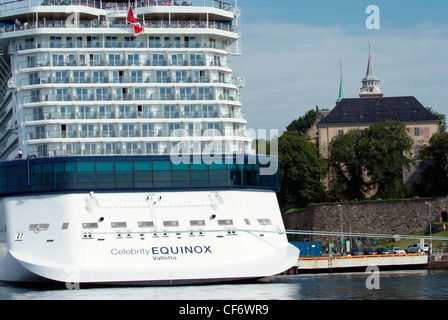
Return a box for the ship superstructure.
[0,0,248,159]
[0,0,299,286]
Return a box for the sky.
[229,0,448,133]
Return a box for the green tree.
[278,131,327,208]
[420,132,448,195]
[286,109,316,134]
[328,120,414,200]
[427,107,446,133]
[361,120,414,199]
[328,129,366,201]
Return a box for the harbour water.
[1,269,447,300]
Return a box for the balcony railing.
[19,57,231,70]
[26,128,247,140]
[22,92,240,104]
[21,75,236,87]
[0,0,235,13]
[15,39,230,51]
[24,109,245,122]
[4,19,236,35]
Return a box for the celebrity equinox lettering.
[111,246,212,260]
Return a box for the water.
[1,269,448,300]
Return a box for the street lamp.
[425,201,432,255]
[338,204,343,255]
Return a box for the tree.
[328,120,414,200]
[328,129,366,201]
[277,131,327,208]
[286,109,316,134]
[361,120,414,198]
[419,132,448,195]
[427,107,446,133]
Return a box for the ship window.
[218,219,233,226]
[62,222,69,229]
[163,221,179,227]
[111,222,127,228]
[257,218,272,225]
[82,222,98,229]
[29,223,49,231]
[244,219,251,225]
[190,220,205,226]
[138,221,154,228]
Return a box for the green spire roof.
[336,61,345,103]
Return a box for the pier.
[283,254,430,274]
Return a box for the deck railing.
[0,0,235,13]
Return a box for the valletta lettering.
[111,245,212,260]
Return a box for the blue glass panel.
[173,180,190,187]
[190,162,208,170]
[135,161,152,171]
[190,170,208,180]
[135,171,152,181]
[97,172,114,182]
[54,163,65,173]
[153,161,170,171]
[135,181,152,188]
[209,170,226,180]
[65,162,77,172]
[116,161,133,171]
[0,155,280,196]
[172,162,189,170]
[78,172,95,182]
[208,162,226,170]
[172,170,189,181]
[32,164,42,174]
[77,162,94,172]
[43,163,53,173]
[116,172,133,181]
[96,162,114,171]
[153,170,171,181]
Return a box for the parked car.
[389,247,405,254]
[362,248,377,255]
[406,243,430,253]
[349,248,363,255]
[375,247,390,255]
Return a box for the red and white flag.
[126,6,144,35]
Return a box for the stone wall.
[282,196,448,243]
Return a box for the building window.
[338,129,344,135]
[414,145,421,159]
[414,127,420,136]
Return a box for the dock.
[282,254,430,274]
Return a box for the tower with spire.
[336,60,345,103]
[359,42,383,98]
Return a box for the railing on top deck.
[0,0,235,13]
[2,19,237,34]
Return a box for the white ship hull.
[0,190,299,286]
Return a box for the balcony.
[0,0,235,12]
[22,92,240,104]
[25,128,247,141]
[24,109,245,122]
[19,56,231,69]
[16,39,229,52]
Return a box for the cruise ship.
[0,0,299,286]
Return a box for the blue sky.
[231,1,448,132]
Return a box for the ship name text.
[110,245,212,259]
